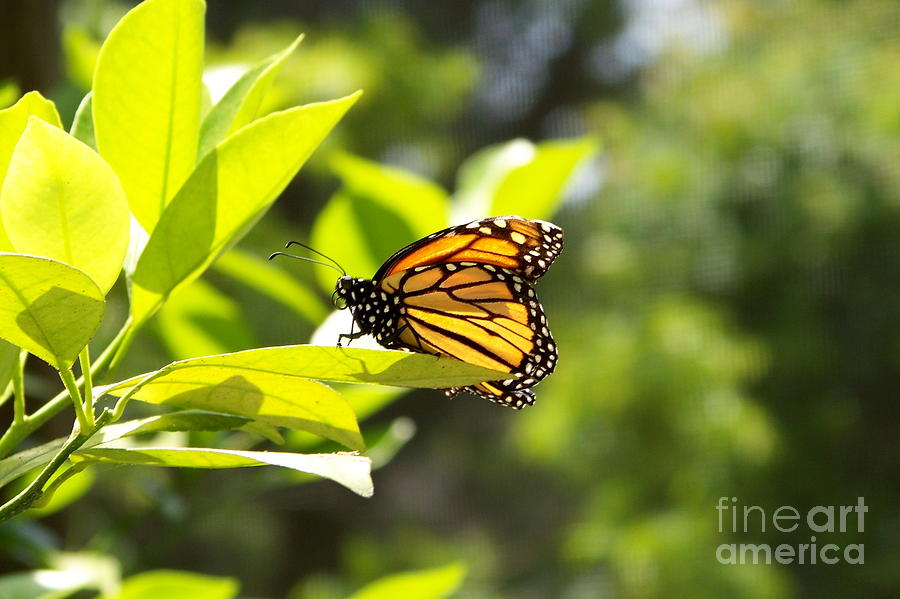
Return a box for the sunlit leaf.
[73,447,374,498]
[0,254,104,369]
[347,563,466,599]
[455,137,597,221]
[0,91,62,183]
[100,353,364,450]
[113,570,237,599]
[1,118,129,293]
[491,137,598,218]
[0,569,94,599]
[103,345,515,393]
[0,412,254,490]
[198,34,303,158]
[93,0,205,232]
[0,91,62,252]
[129,92,361,327]
[0,552,118,599]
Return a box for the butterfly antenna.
[281,240,347,276]
[269,248,346,276]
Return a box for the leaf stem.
[60,367,91,431]
[0,316,133,459]
[12,350,27,426]
[0,409,111,523]
[80,345,93,424]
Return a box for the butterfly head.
[334,276,375,311]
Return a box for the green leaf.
[0,92,63,252]
[104,345,515,392]
[0,92,62,184]
[0,254,104,369]
[0,553,118,599]
[0,412,252,490]
[1,118,129,293]
[155,279,257,360]
[312,154,449,291]
[0,438,66,489]
[98,411,253,440]
[16,464,95,519]
[455,137,597,221]
[347,563,466,599]
[70,92,96,150]
[491,137,597,218]
[93,0,205,232]
[198,34,303,158]
[0,81,19,109]
[101,361,363,451]
[130,92,361,327]
[74,447,374,498]
[0,569,93,599]
[213,248,327,326]
[112,570,237,599]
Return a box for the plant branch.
[12,350,27,426]
[0,409,111,523]
[80,346,93,424]
[60,367,91,431]
[0,317,133,459]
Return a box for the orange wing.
[379,262,557,409]
[373,216,564,283]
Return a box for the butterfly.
[332,215,563,409]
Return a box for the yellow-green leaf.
[1,118,129,293]
[198,34,304,158]
[0,91,62,252]
[130,92,361,326]
[348,563,466,599]
[74,447,374,498]
[93,0,205,232]
[113,570,238,599]
[0,254,104,369]
[104,345,515,393]
[100,351,365,451]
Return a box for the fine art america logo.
[716,497,866,565]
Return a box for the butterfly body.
[334,216,562,409]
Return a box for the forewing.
[374,216,564,283]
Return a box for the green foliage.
[2,118,129,293]
[346,563,465,599]
[129,91,360,326]
[199,34,304,158]
[0,255,104,369]
[0,0,527,538]
[92,0,205,232]
[110,570,238,599]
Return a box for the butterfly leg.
[337,329,366,347]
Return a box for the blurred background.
[1,0,898,597]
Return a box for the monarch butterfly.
[274,216,562,409]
